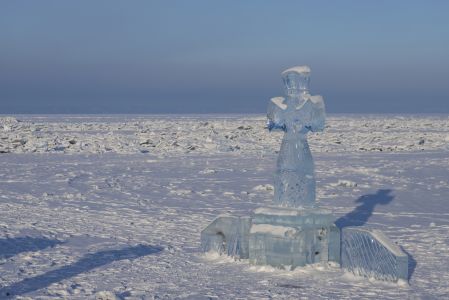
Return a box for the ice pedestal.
[201,207,340,269]
[249,207,340,268]
[200,209,409,281]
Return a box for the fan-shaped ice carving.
[341,227,408,282]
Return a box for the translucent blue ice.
[249,207,341,268]
[341,227,409,282]
[267,66,325,208]
[201,215,251,259]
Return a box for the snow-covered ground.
[0,115,448,299]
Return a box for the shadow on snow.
[335,189,394,228]
[0,237,63,260]
[0,244,163,297]
[401,246,418,281]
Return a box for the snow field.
[0,115,448,299]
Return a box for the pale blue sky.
[1,1,448,113]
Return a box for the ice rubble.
[0,115,448,155]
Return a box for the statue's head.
[281,66,311,96]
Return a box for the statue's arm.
[267,97,286,132]
[307,95,326,132]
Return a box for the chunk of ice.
[341,227,408,282]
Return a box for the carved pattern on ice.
[201,215,251,259]
[341,227,408,282]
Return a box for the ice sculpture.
[248,206,340,268]
[201,65,408,283]
[201,215,251,259]
[267,66,325,207]
[341,227,409,282]
[245,67,339,268]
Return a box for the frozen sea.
[0,114,448,299]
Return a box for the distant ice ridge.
[0,116,18,132]
[0,115,448,155]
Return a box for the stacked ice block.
[249,207,340,268]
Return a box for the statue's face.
[282,72,310,95]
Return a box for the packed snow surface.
[0,114,449,299]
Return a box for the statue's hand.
[267,96,287,132]
[306,94,326,132]
[267,119,286,132]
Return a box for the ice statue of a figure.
[267,66,325,208]
[202,65,408,281]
